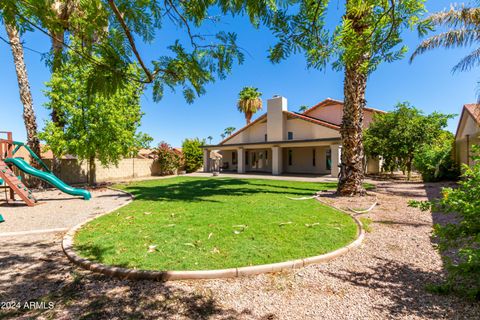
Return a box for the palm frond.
[427,6,480,29]
[410,29,480,62]
[453,47,480,72]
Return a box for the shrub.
[409,145,480,299]
[413,131,460,182]
[156,142,182,175]
[182,138,205,173]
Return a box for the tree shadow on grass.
[122,178,326,203]
[325,256,478,319]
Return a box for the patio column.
[272,146,282,175]
[237,148,245,173]
[203,149,209,172]
[330,144,341,177]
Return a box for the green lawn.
[74,177,358,270]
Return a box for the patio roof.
[201,137,341,149]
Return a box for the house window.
[326,149,332,170]
[264,134,268,142]
[253,152,257,164]
[312,149,316,167]
[245,151,249,165]
[288,132,293,140]
[232,151,237,165]
[288,149,293,166]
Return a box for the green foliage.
[268,0,426,74]
[409,146,480,299]
[155,142,183,175]
[413,131,459,182]
[223,127,236,137]
[237,86,263,123]
[1,0,279,102]
[39,53,150,167]
[364,102,453,179]
[182,138,205,173]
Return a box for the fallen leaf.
[208,232,213,239]
[279,222,293,226]
[144,212,152,215]
[147,245,157,253]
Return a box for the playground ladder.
[0,160,36,206]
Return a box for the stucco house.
[202,95,384,177]
[455,103,480,166]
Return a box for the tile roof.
[302,98,386,115]
[464,104,480,125]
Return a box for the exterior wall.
[366,157,381,174]
[39,158,161,184]
[282,147,330,174]
[219,150,238,171]
[455,111,480,166]
[245,149,272,172]
[285,118,340,140]
[305,103,376,128]
[223,121,267,145]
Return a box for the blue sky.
[1,0,478,147]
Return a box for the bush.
[410,145,480,299]
[182,138,205,173]
[156,142,183,175]
[413,131,460,182]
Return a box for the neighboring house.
[202,96,385,177]
[455,104,480,166]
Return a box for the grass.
[74,177,358,270]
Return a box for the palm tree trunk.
[5,22,42,187]
[337,63,367,196]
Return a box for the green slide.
[5,158,91,200]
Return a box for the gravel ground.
[0,180,479,319]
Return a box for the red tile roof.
[303,98,386,115]
[284,111,340,130]
[465,104,480,125]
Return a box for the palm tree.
[207,136,213,144]
[237,87,263,124]
[223,127,236,137]
[411,3,480,82]
[4,22,42,165]
[298,105,309,113]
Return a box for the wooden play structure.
[0,131,37,206]
[0,131,91,208]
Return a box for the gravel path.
[0,180,479,319]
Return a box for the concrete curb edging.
[62,188,365,281]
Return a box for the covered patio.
[202,138,342,177]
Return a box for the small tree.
[364,102,453,180]
[155,142,182,175]
[237,87,263,124]
[410,146,480,299]
[182,138,205,173]
[40,55,150,185]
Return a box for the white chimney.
[267,96,287,141]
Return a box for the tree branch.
[108,0,154,82]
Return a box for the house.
[202,96,384,177]
[455,104,480,166]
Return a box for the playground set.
[0,132,90,221]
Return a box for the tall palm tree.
[411,3,480,87]
[4,22,42,163]
[298,105,309,113]
[207,136,213,144]
[223,127,236,137]
[237,87,263,124]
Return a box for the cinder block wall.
[39,158,162,184]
